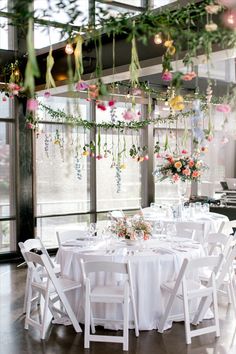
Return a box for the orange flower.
[192,170,200,178]
[174,161,182,169]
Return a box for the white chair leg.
[182,284,191,345]
[59,292,82,333]
[130,291,139,337]
[23,270,30,314]
[84,283,91,349]
[25,281,33,330]
[41,292,50,340]
[229,281,236,318]
[212,289,220,337]
[123,285,129,351]
[158,292,176,333]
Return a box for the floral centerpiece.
[109,216,152,241]
[153,153,207,183]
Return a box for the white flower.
[205,22,218,32]
[205,4,221,14]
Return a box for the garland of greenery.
[39,102,207,130]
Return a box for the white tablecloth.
[56,239,205,331]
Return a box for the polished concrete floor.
[1,262,236,354]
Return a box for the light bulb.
[65,43,74,55]
[154,33,162,45]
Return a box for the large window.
[0,117,15,253]
[35,97,90,246]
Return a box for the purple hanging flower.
[75,80,89,91]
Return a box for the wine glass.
[166,223,177,248]
[154,220,164,236]
[88,223,97,237]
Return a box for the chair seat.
[32,277,81,293]
[91,286,126,303]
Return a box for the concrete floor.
[0,263,236,354]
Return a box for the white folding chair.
[204,232,233,256]
[175,222,206,244]
[19,238,60,314]
[158,255,222,344]
[193,244,236,325]
[24,251,82,339]
[80,259,139,351]
[56,229,88,246]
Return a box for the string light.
[65,43,74,55]
[154,33,162,45]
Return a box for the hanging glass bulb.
[154,33,162,45]
[65,43,74,55]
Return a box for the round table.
[56,238,205,331]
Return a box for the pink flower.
[2,96,7,102]
[75,80,89,91]
[216,104,231,113]
[182,168,190,176]
[27,99,38,111]
[182,71,197,81]
[44,91,51,98]
[132,88,142,96]
[207,135,213,142]
[97,102,106,111]
[96,154,103,160]
[108,100,116,107]
[8,83,21,95]
[205,4,221,14]
[181,149,188,154]
[162,71,172,81]
[192,170,200,178]
[123,109,136,121]
[144,155,149,161]
[26,122,35,129]
[172,173,180,182]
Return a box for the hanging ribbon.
[74,35,84,82]
[129,22,140,88]
[45,46,56,90]
[24,17,40,97]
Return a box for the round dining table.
[56,237,206,331]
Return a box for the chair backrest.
[220,220,236,237]
[56,229,88,246]
[216,244,236,288]
[24,251,60,290]
[18,238,54,268]
[176,222,205,244]
[171,255,222,298]
[205,232,233,256]
[80,259,130,286]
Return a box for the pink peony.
[172,173,180,182]
[123,109,136,121]
[162,71,172,81]
[216,104,231,113]
[182,168,190,176]
[27,99,38,111]
[75,80,89,91]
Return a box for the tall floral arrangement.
[153,153,207,183]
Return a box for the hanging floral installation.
[1,0,236,191]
